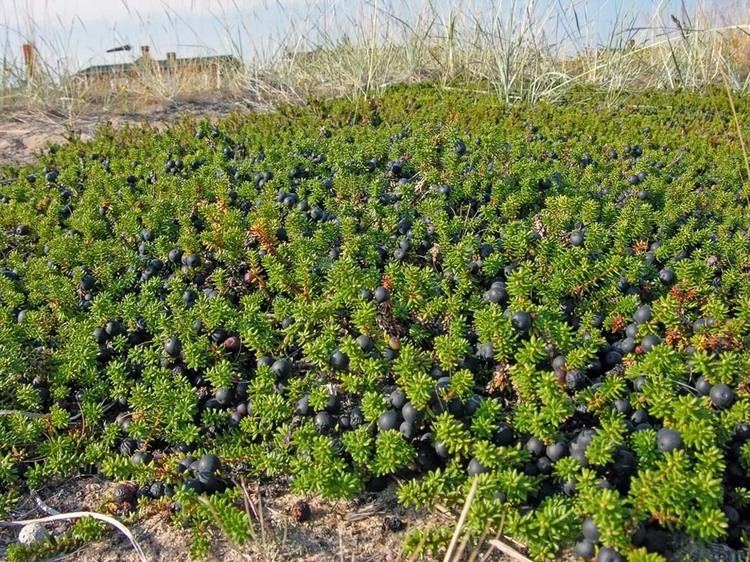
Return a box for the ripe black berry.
[570,231,585,246]
[494,422,514,446]
[330,349,349,371]
[357,334,374,351]
[374,286,390,303]
[659,268,675,284]
[640,334,661,352]
[485,285,507,304]
[185,253,201,268]
[378,409,401,431]
[546,442,568,462]
[271,358,292,378]
[399,421,415,440]
[511,311,532,332]
[434,441,450,458]
[582,517,600,542]
[709,383,735,409]
[214,388,232,406]
[315,411,333,433]
[613,398,631,415]
[105,320,124,337]
[131,450,152,465]
[657,428,683,453]
[113,482,136,505]
[296,395,312,416]
[93,327,107,344]
[735,422,750,441]
[350,407,365,428]
[566,369,587,391]
[536,456,553,474]
[401,402,423,424]
[633,304,652,324]
[164,337,182,357]
[526,436,545,457]
[390,389,406,409]
[467,457,489,476]
[197,454,220,474]
[695,376,711,396]
[573,540,595,560]
[597,546,625,562]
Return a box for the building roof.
[76,55,242,77]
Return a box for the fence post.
[166,52,176,76]
[22,43,35,78]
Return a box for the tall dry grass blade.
[721,67,750,205]
[465,523,490,562]
[443,476,479,562]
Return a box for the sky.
[0,0,706,74]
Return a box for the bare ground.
[0,476,470,562]
[0,97,253,165]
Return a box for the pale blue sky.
[0,0,708,73]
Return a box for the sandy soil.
[0,475,470,562]
[0,98,249,165]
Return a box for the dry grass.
[2,0,750,118]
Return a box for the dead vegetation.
[3,0,750,120]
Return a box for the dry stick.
[236,477,257,541]
[452,523,474,562]
[721,67,750,206]
[443,476,479,562]
[487,538,534,562]
[0,511,147,562]
[454,491,493,562]
[478,512,505,562]
[338,522,345,562]
[255,486,267,547]
[466,521,491,562]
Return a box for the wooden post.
[140,45,150,59]
[22,43,35,78]
[166,52,176,76]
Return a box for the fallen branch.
[0,511,148,562]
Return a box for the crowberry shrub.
[0,84,749,560]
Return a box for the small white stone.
[18,522,49,545]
